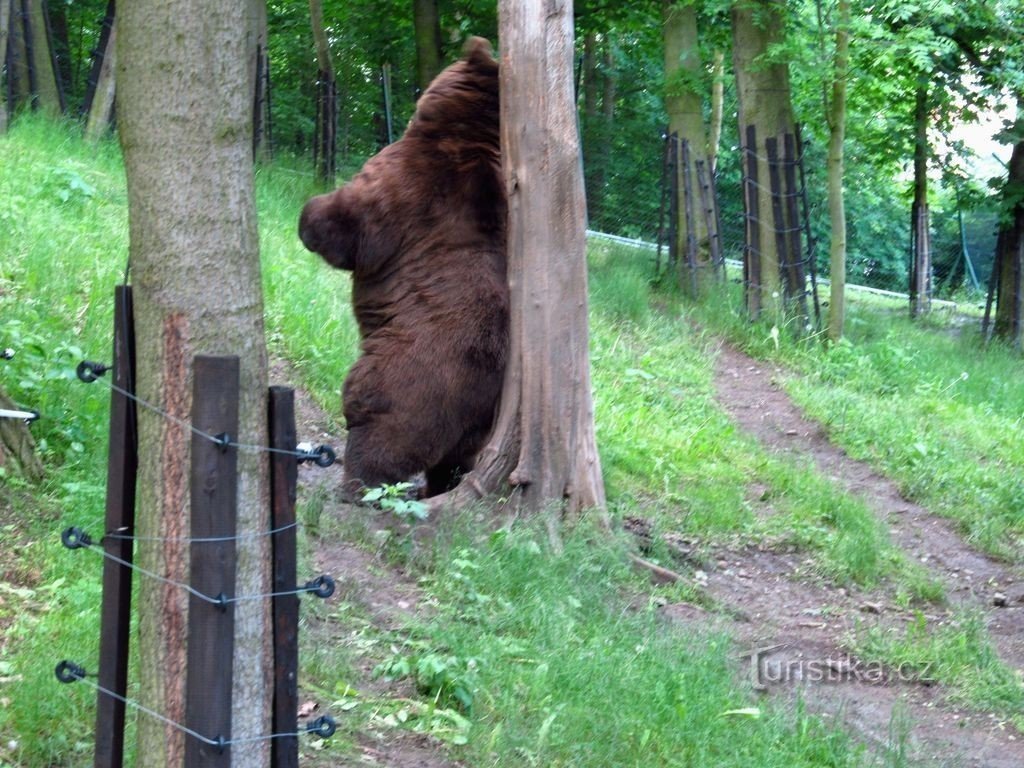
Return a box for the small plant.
[362,481,429,522]
[374,647,478,713]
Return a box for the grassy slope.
[1,115,1017,765]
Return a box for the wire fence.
[586,128,1000,316]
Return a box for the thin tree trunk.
[26,0,61,114]
[826,0,849,342]
[412,0,442,95]
[664,0,711,294]
[910,81,931,317]
[709,48,724,172]
[249,0,270,161]
[0,0,10,132]
[582,31,597,121]
[309,0,335,181]
[7,1,31,108]
[84,16,115,141]
[430,0,605,521]
[732,0,801,319]
[581,30,599,216]
[994,99,1024,345]
[117,0,271,765]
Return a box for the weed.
[362,482,429,522]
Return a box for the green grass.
[309,517,883,767]
[852,610,1024,731]
[693,282,1024,559]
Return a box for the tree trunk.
[582,31,597,121]
[732,0,803,320]
[7,1,32,109]
[664,0,711,295]
[309,0,335,182]
[909,81,931,317]
[0,388,44,483]
[83,16,115,141]
[709,48,724,172]
[249,0,271,160]
[0,0,10,132]
[117,0,271,765]
[993,101,1023,345]
[26,0,62,114]
[826,0,849,342]
[581,30,599,216]
[430,0,605,521]
[412,0,442,95]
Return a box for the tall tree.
[413,0,442,94]
[83,12,115,142]
[25,0,63,114]
[431,0,605,522]
[664,0,712,294]
[310,0,336,181]
[117,0,271,765]
[824,0,850,341]
[732,0,806,320]
[908,79,932,316]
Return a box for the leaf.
[362,487,385,502]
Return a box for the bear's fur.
[298,37,508,497]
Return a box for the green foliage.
[854,610,1024,728]
[362,482,429,522]
[392,520,875,767]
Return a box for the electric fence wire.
[74,360,337,467]
[61,526,336,606]
[55,660,337,747]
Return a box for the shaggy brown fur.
[298,37,508,497]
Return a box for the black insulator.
[61,526,93,549]
[308,715,336,738]
[76,360,109,383]
[55,660,86,683]
[304,575,335,599]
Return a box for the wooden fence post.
[268,386,299,768]
[94,285,137,768]
[185,356,239,767]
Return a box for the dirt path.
[698,340,1024,766]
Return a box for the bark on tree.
[413,0,442,95]
[582,31,597,121]
[117,0,271,765]
[732,0,803,320]
[26,0,62,114]
[309,0,336,181]
[0,389,44,483]
[83,16,115,142]
[909,80,931,317]
[709,48,725,172]
[664,0,711,294]
[826,0,849,342]
[0,0,10,133]
[7,1,32,108]
[993,100,1023,346]
[429,0,606,522]
[249,0,271,160]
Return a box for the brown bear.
[298,37,508,497]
